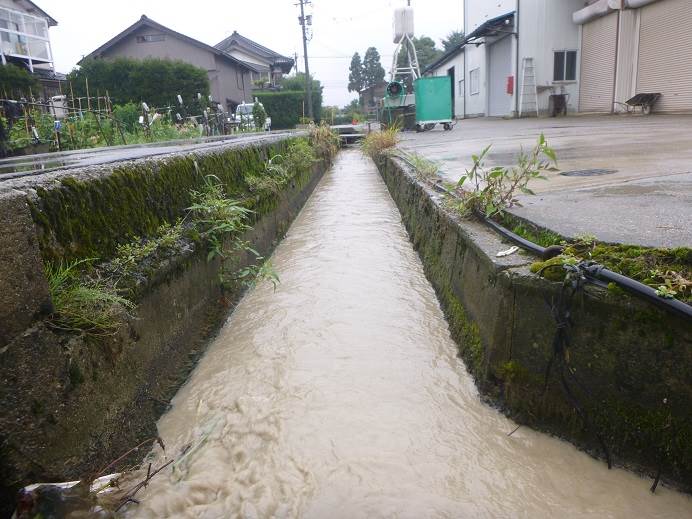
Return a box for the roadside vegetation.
[361,126,399,159]
[6,107,204,154]
[45,259,134,335]
[42,134,340,335]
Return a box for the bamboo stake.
[85,77,91,112]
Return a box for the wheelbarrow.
[616,93,661,115]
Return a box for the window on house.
[554,50,577,81]
[136,34,166,43]
[458,79,464,96]
[469,68,480,95]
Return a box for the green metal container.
[414,76,453,124]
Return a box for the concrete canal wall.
[375,155,692,491]
[0,134,331,510]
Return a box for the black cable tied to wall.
[538,261,613,470]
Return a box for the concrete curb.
[376,153,692,491]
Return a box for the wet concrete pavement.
[0,131,296,181]
[399,115,692,248]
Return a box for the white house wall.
[465,0,516,32]
[518,0,583,114]
[464,43,487,117]
[464,0,516,117]
[464,0,581,117]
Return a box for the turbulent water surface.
[129,150,692,518]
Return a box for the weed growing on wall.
[361,126,399,160]
[245,155,287,194]
[45,259,134,335]
[246,140,316,195]
[285,139,317,174]
[110,221,184,276]
[393,150,440,181]
[187,175,279,290]
[454,133,557,218]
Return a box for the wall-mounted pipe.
[573,0,618,25]
[573,0,662,25]
[624,0,661,8]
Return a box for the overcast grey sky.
[39,0,462,107]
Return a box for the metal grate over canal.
[128,150,691,518]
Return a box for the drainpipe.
[514,0,520,117]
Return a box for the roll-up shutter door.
[637,0,692,112]
[579,12,618,113]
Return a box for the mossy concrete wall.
[0,134,329,512]
[376,155,692,491]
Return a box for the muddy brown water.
[128,150,692,518]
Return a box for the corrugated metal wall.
[614,8,639,111]
[637,0,692,112]
[579,11,619,112]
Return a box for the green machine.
[381,80,416,130]
[414,76,454,132]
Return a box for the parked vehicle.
[234,102,271,131]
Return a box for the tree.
[0,63,39,98]
[397,36,443,72]
[67,58,209,107]
[442,30,465,52]
[252,102,267,130]
[348,52,364,93]
[362,47,386,89]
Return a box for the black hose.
[481,216,546,257]
[404,158,691,321]
[582,265,692,321]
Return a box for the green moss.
[530,256,569,282]
[501,214,691,303]
[606,282,625,296]
[496,360,533,385]
[28,137,317,265]
[440,284,484,377]
[493,356,692,482]
[498,215,563,247]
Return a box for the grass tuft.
[46,259,134,335]
[361,126,399,159]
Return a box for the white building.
[459,0,584,118]
[0,0,55,73]
[576,0,692,113]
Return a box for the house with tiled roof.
[215,31,294,86]
[81,15,258,111]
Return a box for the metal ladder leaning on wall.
[519,57,539,118]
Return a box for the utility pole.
[298,0,314,119]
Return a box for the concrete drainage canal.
[128,151,691,518]
[118,150,689,517]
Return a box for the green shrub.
[252,102,267,130]
[280,72,323,121]
[253,91,304,129]
[112,102,141,132]
[285,139,316,174]
[68,58,210,107]
[0,63,39,98]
